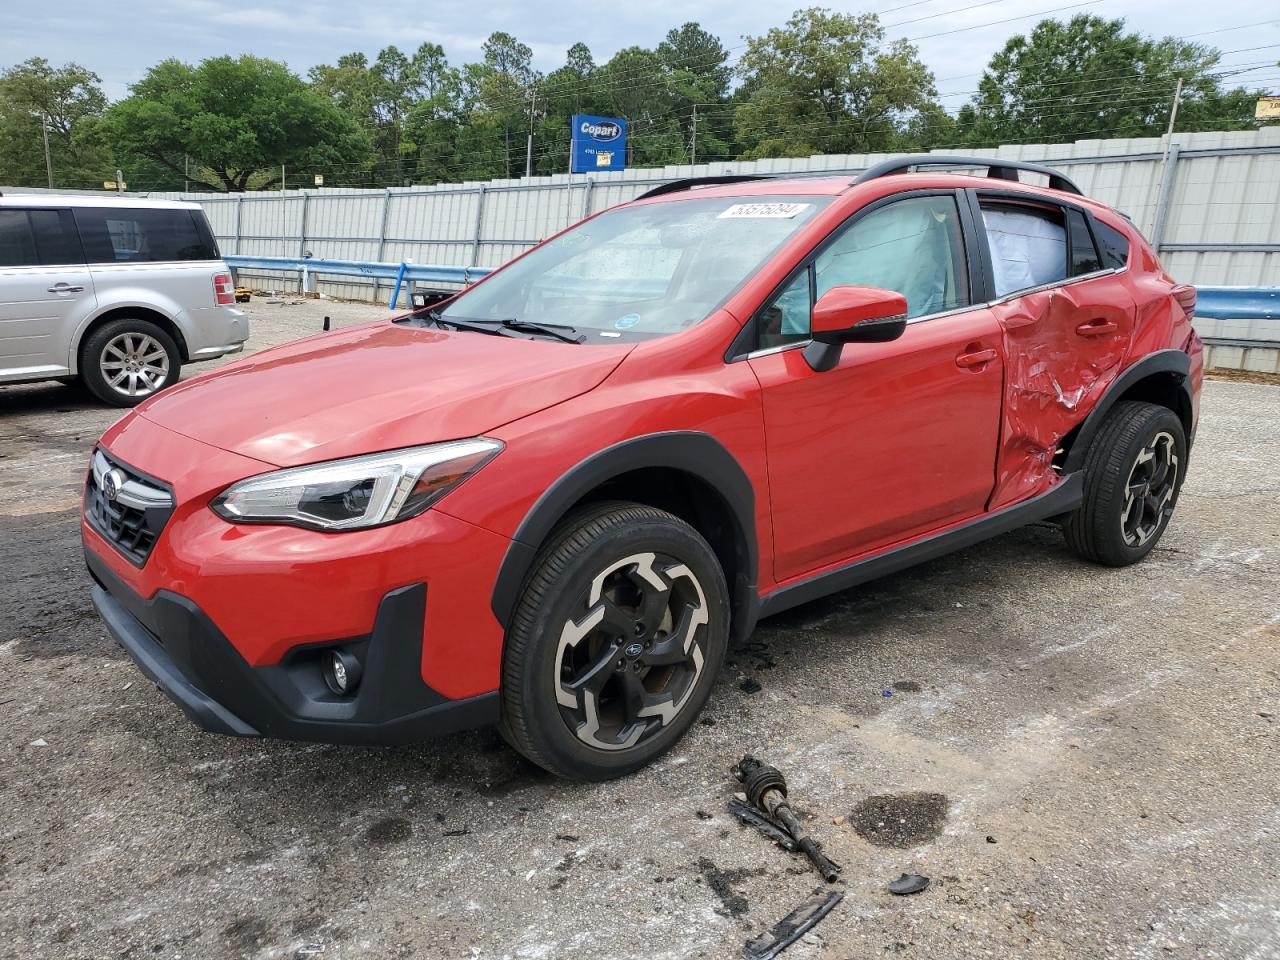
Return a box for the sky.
[2,0,1278,109]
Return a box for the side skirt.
[758,472,1083,619]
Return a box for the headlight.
[210,438,502,531]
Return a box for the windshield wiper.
[426,311,507,337]
[426,312,584,344]
[499,319,585,344]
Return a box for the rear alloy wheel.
[501,503,729,780]
[81,318,181,407]
[1065,400,1187,566]
[1120,431,1179,549]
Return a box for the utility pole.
[525,89,537,178]
[1151,78,1184,236]
[115,169,124,195]
[1164,78,1184,145]
[690,104,698,166]
[42,119,53,188]
[184,155,190,193]
[281,164,286,192]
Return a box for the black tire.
[80,318,181,407]
[500,501,730,781]
[1064,401,1187,566]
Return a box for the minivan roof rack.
[853,155,1083,196]
[635,175,774,201]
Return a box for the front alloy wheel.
[501,502,729,781]
[555,551,709,751]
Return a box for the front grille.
[84,449,175,566]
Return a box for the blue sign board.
[570,114,627,174]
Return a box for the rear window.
[1091,219,1130,270]
[1066,208,1102,276]
[981,203,1067,297]
[74,207,219,264]
[0,208,81,267]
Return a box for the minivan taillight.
[213,272,235,306]
[1172,284,1197,321]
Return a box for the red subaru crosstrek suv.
[84,156,1203,780]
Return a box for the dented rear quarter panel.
[987,210,1192,510]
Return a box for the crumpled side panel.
[988,279,1134,509]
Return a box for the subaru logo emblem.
[102,468,125,503]
[625,642,644,658]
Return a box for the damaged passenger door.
[973,193,1136,509]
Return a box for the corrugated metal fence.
[5,129,1277,301]
[173,128,1280,302]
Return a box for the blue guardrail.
[224,256,493,308]
[226,256,1279,323]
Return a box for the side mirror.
[804,285,908,371]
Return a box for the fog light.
[323,649,362,696]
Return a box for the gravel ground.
[1,300,1277,960]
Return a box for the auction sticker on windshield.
[717,202,812,219]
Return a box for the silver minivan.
[0,194,249,406]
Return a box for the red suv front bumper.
[82,414,511,743]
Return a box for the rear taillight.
[1172,284,1197,321]
[213,272,235,306]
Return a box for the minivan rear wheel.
[499,502,730,781]
[80,319,181,407]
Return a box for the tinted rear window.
[0,208,81,266]
[1092,220,1130,270]
[75,207,218,264]
[1066,208,1102,276]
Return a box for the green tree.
[734,8,941,158]
[475,32,539,178]
[962,16,1261,145]
[595,46,686,166]
[102,55,371,192]
[0,58,113,188]
[658,23,734,163]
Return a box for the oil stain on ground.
[697,858,766,917]
[363,817,412,846]
[850,792,949,848]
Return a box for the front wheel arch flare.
[489,432,758,643]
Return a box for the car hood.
[136,321,633,467]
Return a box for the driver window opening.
[755,194,970,351]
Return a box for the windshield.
[439,196,829,341]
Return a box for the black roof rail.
[853,155,1083,196]
[634,174,774,201]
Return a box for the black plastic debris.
[727,798,800,852]
[887,873,929,895]
[743,887,843,960]
[735,756,840,882]
[740,678,763,694]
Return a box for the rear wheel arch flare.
[489,432,758,645]
[1059,349,1193,474]
[75,306,190,372]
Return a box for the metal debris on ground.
[727,797,800,852]
[742,887,843,960]
[734,756,840,882]
[887,873,930,895]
